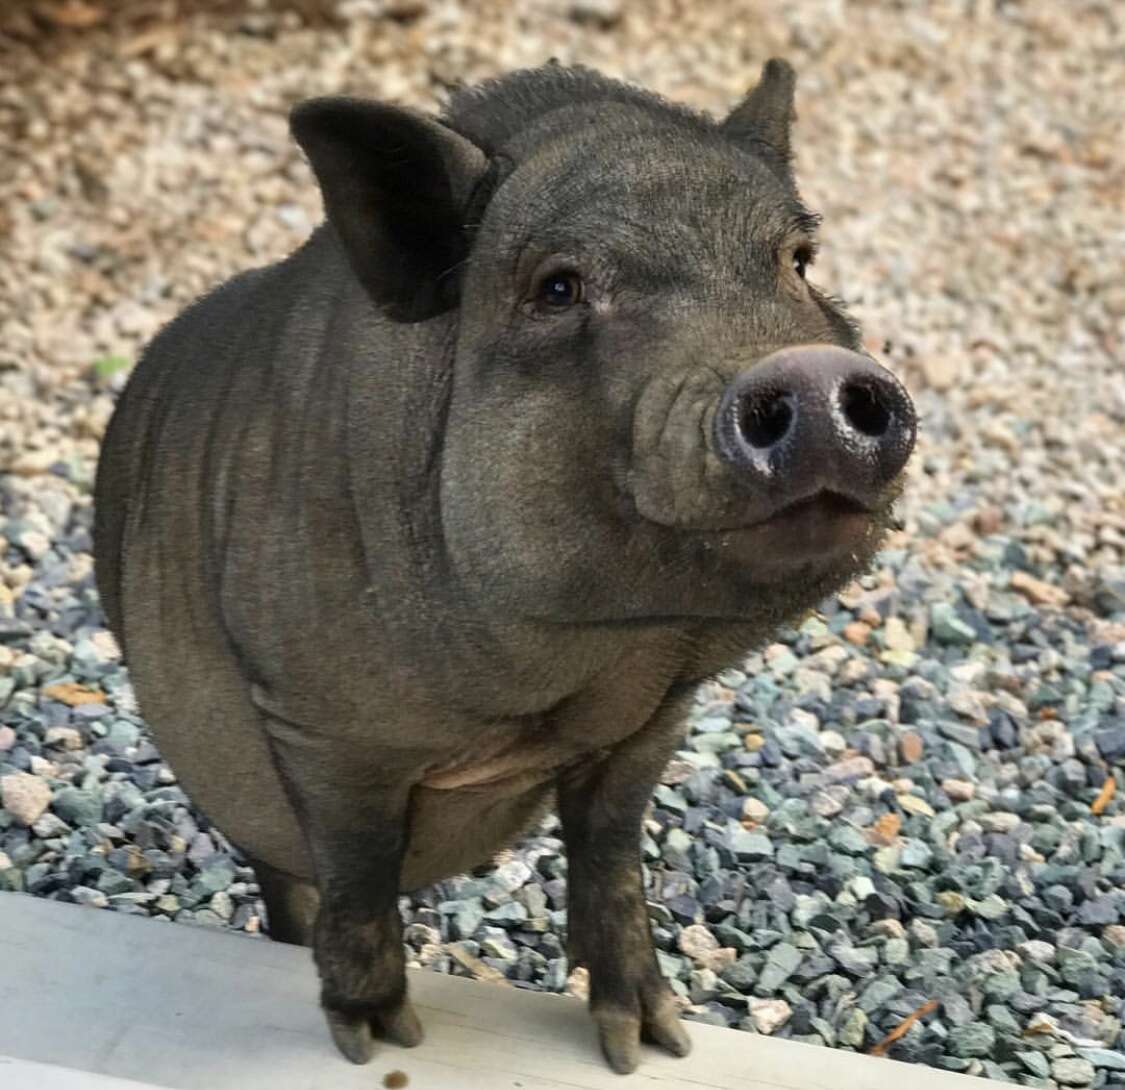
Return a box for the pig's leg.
[249,856,319,947]
[558,695,694,1074]
[263,721,421,1064]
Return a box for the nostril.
[740,391,795,450]
[840,382,892,438]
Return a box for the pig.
[93,58,915,1073]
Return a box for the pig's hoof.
[593,994,692,1074]
[643,1003,692,1059]
[325,998,424,1062]
[326,1009,375,1065]
[378,999,424,1048]
[595,1009,642,1074]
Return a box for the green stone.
[985,1004,1021,1034]
[857,976,901,1013]
[1016,1052,1051,1079]
[195,858,236,894]
[982,970,1021,1001]
[946,1023,996,1058]
[882,938,910,966]
[1057,947,1098,985]
[829,825,870,855]
[52,787,102,827]
[900,838,933,869]
[971,894,1009,920]
[837,1007,867,1048]
[1076,1048,1125,1072]
[95,871,136,896]
[930,603,977,646]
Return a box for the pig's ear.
[290,97,487,322]
[721,58,797,166]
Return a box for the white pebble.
[748,998,792,1035]
[0,772,52,826]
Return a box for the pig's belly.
[399,730,598,889]
[401,776,556,892]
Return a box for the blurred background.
[1,0,1124,1079]
[2,0,1121,577]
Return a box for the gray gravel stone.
[757,942,802,993]
[52,787,102,827]
[832,943,879,976]
[1076,896,1119,926]
[730,828,773,861]
[1076,1050,1125,1072]
[479,929,518,961]
[930,604,977,646]
[946,1024,996,1058]
[857,976,902,1013]
[940,993,975,1027]
[882,938,909,966]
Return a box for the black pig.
[94,59,915,1073]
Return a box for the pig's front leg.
[264,718,422,1064]
[558,695,694,1074]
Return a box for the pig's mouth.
[621,453,898,575]
[699,488,886,568]
[747,489,872,534]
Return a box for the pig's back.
[94,228,354,657]
[94,261,273,653]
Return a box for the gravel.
[2,0,1124,1084]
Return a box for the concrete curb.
[0,892,1004,1089]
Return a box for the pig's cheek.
[652,378,725,525]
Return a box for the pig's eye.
[537,271,584,309]
[792,246,813,280]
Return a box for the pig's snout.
[713,345,916,512]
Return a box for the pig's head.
[291,61,915,625]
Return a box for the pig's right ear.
[721,58,797,172]
[290,97,487,322]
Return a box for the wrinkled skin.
[94,60,912,1075]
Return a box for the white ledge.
[0,892,1002,1089]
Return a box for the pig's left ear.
[291,97,488,322]
[721,58,797,168]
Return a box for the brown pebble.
[941,778,976,802]
[867,812,902,845]
[973,507,1004,535]
[843,621,872,646]
[1010,570,1069,607]
[383,1072,409,1089]
[41,681,107,707]
[920,354,961,391]
[900,731,924,764]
